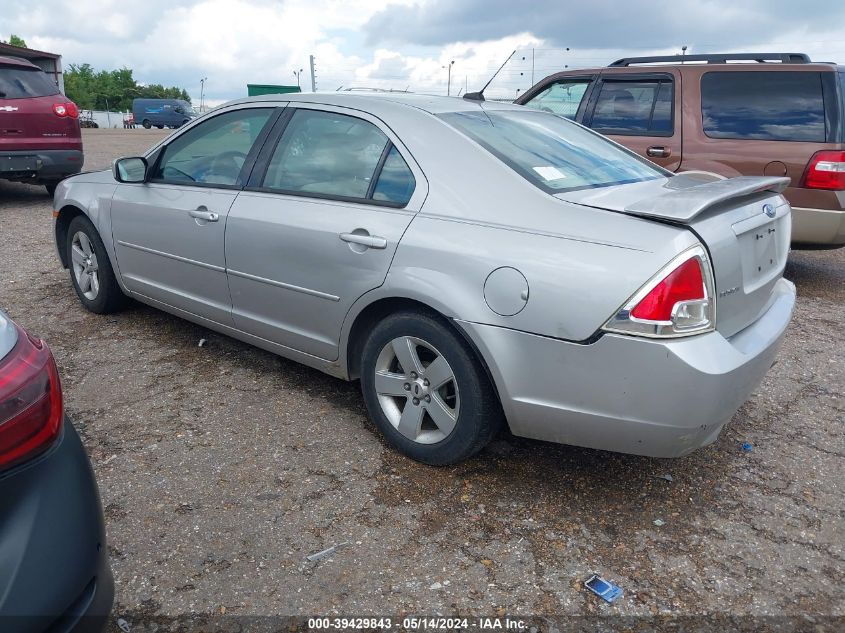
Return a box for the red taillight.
[802,151,845,190]
[631,257,705,321]
[0,325,63,470]
[604,246,715,338]
[52,101,79,119]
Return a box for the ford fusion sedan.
[52,93,795,465]
[0,311,113,631]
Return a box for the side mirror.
[113,157,148,183]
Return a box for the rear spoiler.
[624,173,790,223]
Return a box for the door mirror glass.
[113,157,148,183]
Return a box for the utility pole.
[443,60,454,96]
[200,77,207,111]
[309,55,317,92]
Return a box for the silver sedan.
[53,93,795,464]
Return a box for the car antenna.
[463,50,516,101]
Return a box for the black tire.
[360,311,503,465]
[66,215,129,314]
[155,124,164,129]
[142,119,152,129]
[44,183,57,197]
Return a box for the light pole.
[200,77,207,111]
[681,46,688,63]
[442,60,454,96]
[293,68,304,90]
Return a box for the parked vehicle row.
[53,92,794,466]
[517,52,845,249]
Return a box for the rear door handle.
[188,208,219,222]
[339,232,387,249]
[646,146,671,158]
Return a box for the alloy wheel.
[70,231,100,301]
[374,336,460,444]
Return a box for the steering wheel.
[209,150,248,180]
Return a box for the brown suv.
[516,53,845,249]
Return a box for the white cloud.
[6,0,845,105]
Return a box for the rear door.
[582,71,682,171]
[225,105,426,360]
[110,106,279,324]
[0,62,76,153]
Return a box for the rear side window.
[701,71,826,142]
[440,109,665,193]
[372,146,415,205]
[263,109,398,202]
[0,67,60,99]
[590,79,674,135]
[522,80,591,119]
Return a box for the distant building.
[0,42,64,92]
[247,84,301,97]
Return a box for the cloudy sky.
[5,0,845,106]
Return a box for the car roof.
[220,91,525,117]
[0,55,41,70]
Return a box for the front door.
[225,106,425,360]
[110,107,277,324]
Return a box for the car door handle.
[188,208,219,222]
[646,146,671,158]
[339,232,387,249]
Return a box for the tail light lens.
[801,151,845,190]
[603,245,715,338]
[0,323,63,471]
[53,102,79,119]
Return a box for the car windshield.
[439,109,666,193]
[0,66,60,99]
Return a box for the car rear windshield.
[439,109,665,193]
[0,66,60,99]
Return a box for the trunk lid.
[556,172,792,338]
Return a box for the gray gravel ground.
[0,129,843,630]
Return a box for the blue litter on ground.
[742,442,753,452]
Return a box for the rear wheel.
[155,124,164,129]
[44,183,57,197]
[360,311,503,465]
[66,215,128,314]
[142,119,152,129]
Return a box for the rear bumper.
[790,206,845,248]
[458,278,795,458]
[0,416,113,633]
[0,149,84,183]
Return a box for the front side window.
[0,67,60,99]
[262,109,390,200]
[701,71,826,141]
[440,109,665,193]
[522,80,591,119]
[590,79,674,134]
[153,108,273,186]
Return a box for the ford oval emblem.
[763,203,776,218]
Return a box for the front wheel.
[142,119,152,129]
[66,215,129,314]
[360,311,503,465]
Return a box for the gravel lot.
[1,129,843,630]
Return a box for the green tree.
[6,34,27,47]
[63,64,191,111]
